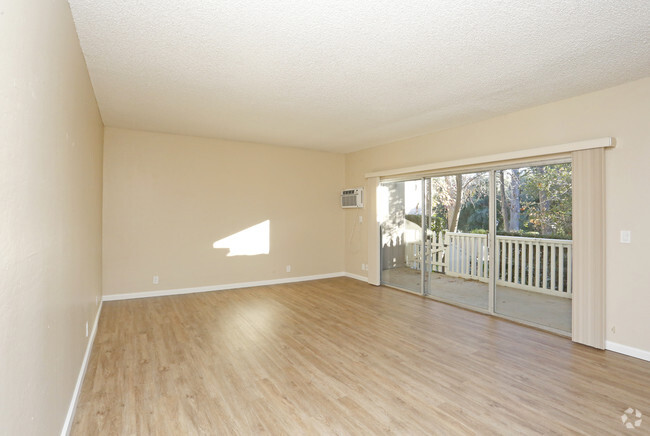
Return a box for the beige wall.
[0,1,104,434]
[345,77,650,354]
[103,128,345,295]
[1,4,646,431]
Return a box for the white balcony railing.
[405,232,572,298]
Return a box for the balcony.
[381,231,572,332]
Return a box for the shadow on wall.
[213,220,270,256]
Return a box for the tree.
[449,174,463,232]
[499,171,510,231]
[497,169,522,232]
[508,169,521,232]
[535,166,552,235]
[431,173,488,232]
[521,163,572,237]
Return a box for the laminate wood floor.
[71,277,650,435]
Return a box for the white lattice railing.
[406,231,447,272]
[405,232,572,298]
[492,234,572,297]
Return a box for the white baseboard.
[344,272,368,282]
[102,272,356,301]
[606,341,650,362]
[61,301,103,436]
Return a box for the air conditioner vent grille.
[341,188,363,208]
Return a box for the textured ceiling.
[68,0,650,153]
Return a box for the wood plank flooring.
[71,277,650,435]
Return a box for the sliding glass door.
[379,179,423,294]
[494,163,572,333]
[379,160,572,334]
[425,172,490,311]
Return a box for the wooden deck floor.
[72,277,650,435]
[382,267,572,333]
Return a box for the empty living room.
[3,0,650,434]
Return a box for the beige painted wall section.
[0,1,104,434]
[103,128,345,295]
[345,77,650,354]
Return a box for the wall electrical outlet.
[359,216,363,223]
[153,275,159,284]
[286,265,291,273]
[85,321,89,337]
[620,230,631,243]
[95,296,99,306]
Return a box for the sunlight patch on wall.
[213,220,270,256]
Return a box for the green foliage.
[405,214,421,226]
[430,203,448,230]
[403,163,572,239]
[496,163,572,238]
[406,214,448,234]
[496,230,570,240]
[430,216,446,233]
[521,163,572,238]
[458,191,489,232]
[430,172,489,233]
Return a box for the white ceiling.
[68,1,650,153]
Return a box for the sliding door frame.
[488,170,496,314]
[379,156,573,336]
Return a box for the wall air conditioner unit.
[341,188,364,208]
